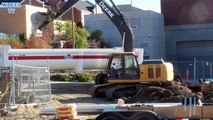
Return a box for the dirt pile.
[126,81,213,104]
[200,82,213,103]
[1,81,213,120]
[125,81,203,103]
[0,100,62,120]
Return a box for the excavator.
[35,0,181,102]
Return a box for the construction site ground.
[0,81,112,120]
[1,81,213,120]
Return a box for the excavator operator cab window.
[108,54,140,79]
[124,55,137,69]
[123,55,140,79]
[109,54,123,79]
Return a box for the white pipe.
[40,103,181,114]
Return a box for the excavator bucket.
[31,11,53,31]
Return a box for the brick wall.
[0,5,47,39]
[22,0,44,7]
[0,7,26,37]
[62,8,82,25]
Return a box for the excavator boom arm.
[95,0,134,52]
[38,0,134,52]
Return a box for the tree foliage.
[64,21,76,40]
[88,29,111,48]
[9,39,23,48]
[90,29,103,41]
[55,21,65,33]
[24,31,51,48]
[0,39,8,45]
[18,33,27,43]
[75,28,89,48]
[0,37,23,48]
[64,21,89,48]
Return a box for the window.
[124,55,137,69]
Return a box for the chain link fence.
[171,60,213,83]
[0,67,11,110]
[10,64,51,105]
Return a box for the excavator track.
[89,83,117,97]
[90,81,198,103]
[106,84,139,100]
[106,83,151,101]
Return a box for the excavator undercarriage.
[89,78,201,103]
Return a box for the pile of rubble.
[0,100,62,120]
[201,82,213,103]
[124,81,213,104]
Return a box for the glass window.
[110,55,122,69]
[124,55,137,69]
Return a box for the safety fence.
[0,64,51,110]
[171,60,213,83]
[0,67,11,109]
[10,64,51,105]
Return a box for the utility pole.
[193,57,196,83]
[130,0,132,5]
[71,6,75,48]
[210,63,212,78]
[128,0,132,6]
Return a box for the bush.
[0,39,23,48]
[77,72,96,82]
[0,39,8,45]
[50,72,97,82]
[9,39,23,48]
[24,32,51,48]
[18,33,27,43]
[90,29,103,41]
[50,74,72,81]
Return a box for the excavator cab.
[107,53,140,80]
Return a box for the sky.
[88,0,161,13]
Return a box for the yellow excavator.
[90,55,176,101]
[86,0,178,101]
[36,0,180,102]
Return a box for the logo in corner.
[0,2,21,14]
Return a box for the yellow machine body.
[108,61,174,84]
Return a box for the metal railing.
[10,64,51,105]
[171,60,213,83]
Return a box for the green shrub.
[50,74,72,81]
[18,33,27,43]
[77,72,96,82]
[50,72,97,82]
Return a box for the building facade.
[162,0,213,62]
[161,0,213,79]
[85,5,165,59]
[0,0,96,39]
[0,5,47,39]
